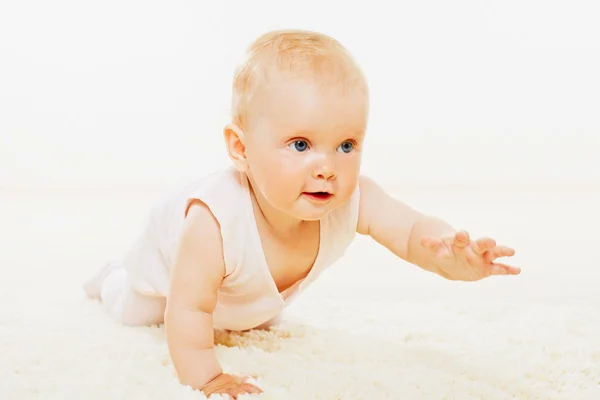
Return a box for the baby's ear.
[223,123,248,172]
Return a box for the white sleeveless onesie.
[124,166,360,331]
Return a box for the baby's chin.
[296,213,328,222]
[289,201,340,222]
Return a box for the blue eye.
[289,140,309,152]
[337,141,354,154]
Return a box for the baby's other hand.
[200,372,263,399]
[421,231,520,281]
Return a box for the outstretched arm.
[356,176,520,281]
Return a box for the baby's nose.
[312,162,336,180]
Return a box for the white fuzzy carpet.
[1,185,599,399]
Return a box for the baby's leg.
[84,205,171,326]
[100,265,166,326]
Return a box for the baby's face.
[243,74,368,221]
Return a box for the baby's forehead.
[247,97,368,142]
[256,69,368,103]
[231,29,368,130]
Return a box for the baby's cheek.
[338,179,359,203]
[263,178,296,206]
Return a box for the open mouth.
[303,191,333,202]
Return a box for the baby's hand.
[200,373,263,399]
[421,231,520,281]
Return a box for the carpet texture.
[1,185,599,399]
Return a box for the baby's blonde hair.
[231,29,368,129]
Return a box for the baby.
[83,29,520,399]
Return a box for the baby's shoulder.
[149,166,247,235]
[183,198,223,241]
[154,166,243,213]
[171,167,250,249]
[172,197,228,287]
[185,167,248,216]
[188,167,245,200]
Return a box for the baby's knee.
[101,271,166,327]
[108,295,166,327]
[114,303,165,327]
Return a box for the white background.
[1,0,599,189]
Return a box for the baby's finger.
[452,231,470,249]
[485,246,515,262]
[489,263,521,276]
[226,387,244,400]
[500,246,516,257]
[241,383,263,394]
[471,237,496,255]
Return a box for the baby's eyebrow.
[288,128,365,136]
[349,130,366,136]
[339,130,366,140]
[285,129,316,137]
[279,127,366,143]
